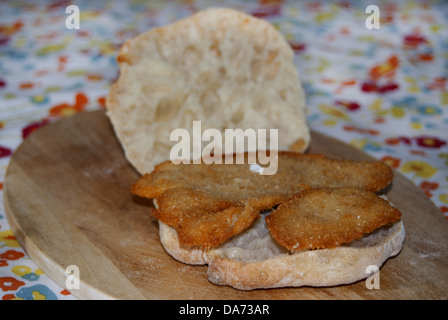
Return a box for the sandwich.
[106,8,404,290]
[131,153,404,290]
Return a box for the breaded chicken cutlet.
[131,152,394,247]
[265,187,402,250]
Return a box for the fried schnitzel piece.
[265,187,402,250]
[152,188,283,247]
[132,152,393,198]
[131,152,394,247]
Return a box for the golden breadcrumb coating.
[131,152,394,247]
[265,187,402,250]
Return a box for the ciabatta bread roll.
[158,205,404,290]
[106,8,310,175]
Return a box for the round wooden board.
[4,110,448,300]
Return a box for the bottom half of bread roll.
[158,213,405,290]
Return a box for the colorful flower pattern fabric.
[0,0,447,300]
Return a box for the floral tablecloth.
[0,0,447,300]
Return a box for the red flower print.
[343,125,378,135]
[426,77,446,91]
[289,42,306,53]
[0,277,25,292]
[251,0,283,18]
[403,34,428,49]
[378,82,399,93]
[47,0,73,10]
[0,260,8,267]
[361,81,399,94]
[361,81,377,92]
[22,119,50,139]
[251,7,281,18]
[0,37,10,46]
[335,100,361,111]
[0,250,25,261]
[0,146,12,158]
[415,136,447,149]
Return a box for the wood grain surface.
[4,110,448,300]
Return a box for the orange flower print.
[19,82,34,90]
[381,155,401,168]
[97,96,106,108]
[60,289,72,296]
[0,250,25,261]
[0,276,25,292]
[369,55,399,80]
[385,136,412,146]
[0,20,23,35]
[74,91,88,108]
[420,181,439,197]
[49,92,88,117]
[420,181,439,190]
[441,206,448,220]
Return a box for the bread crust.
[106,8,310,175]
[159,219,405,290]
[159,220,208,265]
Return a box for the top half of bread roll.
[107,8,310,175]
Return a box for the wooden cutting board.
[4,110,448,300]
